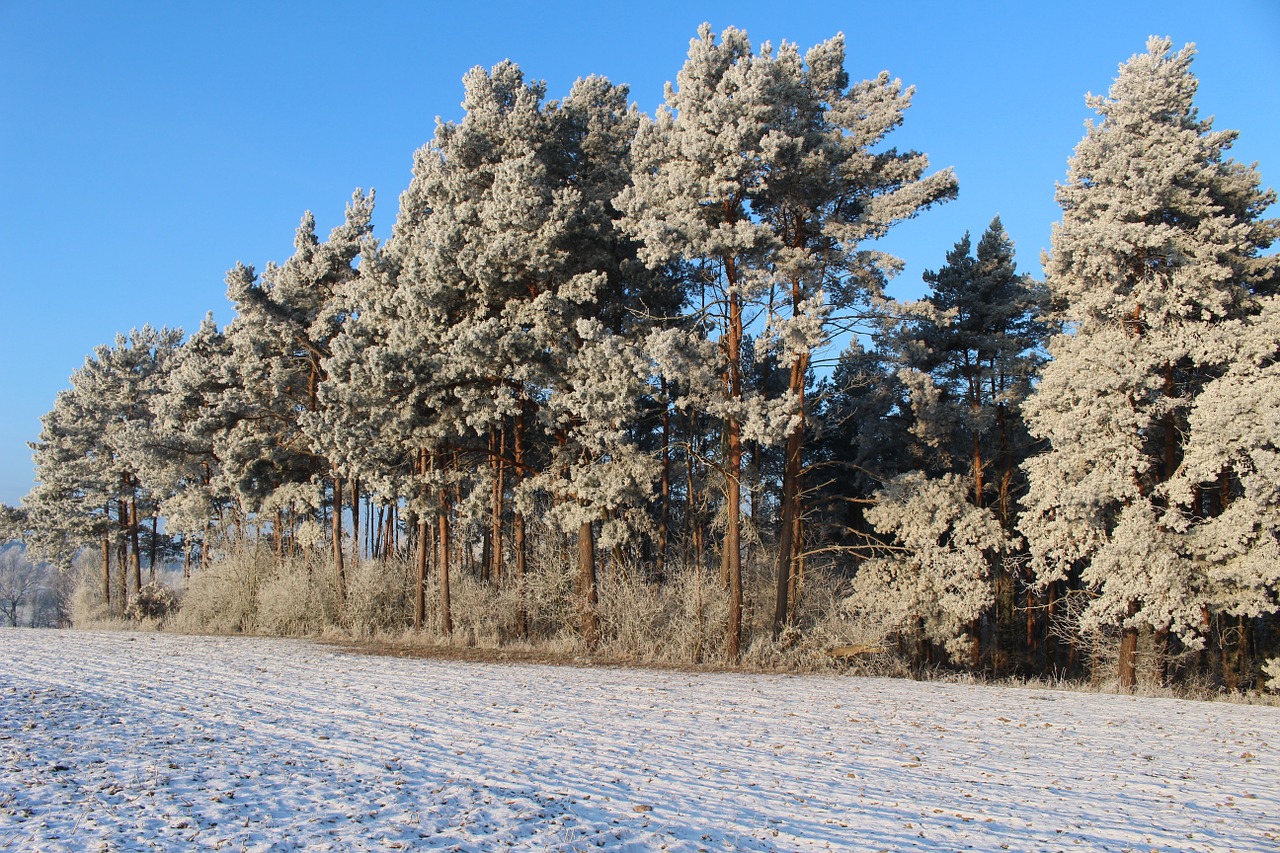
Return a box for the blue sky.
[1,0,1277,506]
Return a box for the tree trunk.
[578,519,598,648]
[724,273,745,663]
[969,618,982,669]
[415,514,428,631]
[772,414,804,637]
[725,428,744,663]
[129,497,142,595]
[101,531,111,608]
[117,501,129,608]
[658,378,671,578]
[438,478,452,637]
[200,517,209,573]
[513,409,528,638]
[971,430,985,509]
[351,478,360,564]
[1154,627,1170,686]
[490,425,505,586]
[687,407,703,572]
[996,402,1013,528]
[1026,586,1037,670]
[149,513,159,583]
[1118,604,1139,690]
[332,472,347,612]
[772,279,812,638]
[274,509,284,559]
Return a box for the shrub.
[126,581,179,622]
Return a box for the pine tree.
[897,218,1051,522]
[1020,38,1280,688]
[620,24,955,656]
[221,191,374,608]
[850,471,1011,662]
[144,315,239,575]
[25,327,182,610]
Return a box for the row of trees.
[6,29,1277,689]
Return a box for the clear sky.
[1,0,1277,507]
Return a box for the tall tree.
[1020,38,1280,688]
[25,327,182,608]
[221,191,374,609]
[620,24,956,657]
[894,218,1051,523]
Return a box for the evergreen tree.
[620,24,956,655]
[144,315,239,574]
[1020,38,1280,688]
[898,218,1051,522]
[221,191,374,608]
[25,327,182,610]
[850,471,1012,662]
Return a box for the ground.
[1,630,1277,851]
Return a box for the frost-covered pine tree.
[620,24,955,654]
[25,326,183,610]
[850,471,1011,662]
[144,315,239,574]
[221,190,374,607]
[1020,38,1280,688]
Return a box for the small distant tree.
[0,546,42,627]
[891,217,1051,522]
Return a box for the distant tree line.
[4,29,1277,691]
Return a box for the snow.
[2,631,1277,851]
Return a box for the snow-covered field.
[1,631,1276,852]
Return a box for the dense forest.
[4,28,1277,693]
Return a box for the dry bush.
[343,557,415,637]
[445,572,505,645]
[253,553,342,636]
[592,561,729,664]
[68,552,119,630]
[167,530,895,676]
[174,544,272,634]
[125,581,179,623]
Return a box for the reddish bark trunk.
[490,425,505,586]
[513,410,528,638]
[578,520,598,648]
[772,348,807,638]
[1119,602,1139,691]
[129,496,142,595]
[332,472,346,612]
[438,478,452,637]
[101,532,111,608]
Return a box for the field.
[2,630,1278,851]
